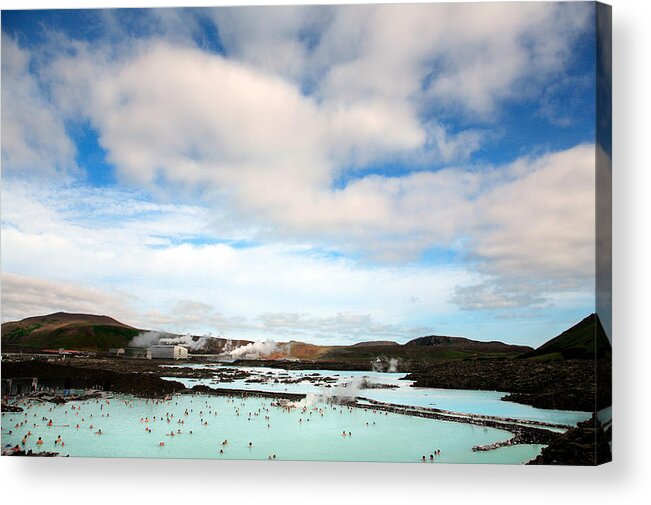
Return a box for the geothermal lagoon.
[2,366,590,463]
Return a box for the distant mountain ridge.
[352,340,399,347]
[3,311,604,362]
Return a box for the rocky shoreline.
[404,358,611,412]
[2,360,186,398]
[527,415,611,465]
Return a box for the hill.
[518,314,612,360]
[319,336,532,364]
[352,340,399,347]
[1,312,534,362]
[406,334,533,354]
[1,312,141,351]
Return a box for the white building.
[148,345,189,360]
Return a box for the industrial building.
[125,347,152,359]
[108,347,153,359]
[148,345,189,360]
[1,377,38,396]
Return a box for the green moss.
[3,324,139,351]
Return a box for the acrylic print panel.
[0,1,611,465]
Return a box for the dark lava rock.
[1,403,24,412]
[2,361,185,398]
[528,415,611,465]
[405,358,610,412]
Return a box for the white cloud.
[1,141,596,329]
[1,33,77,176]
[455,144,597,310]
[209,3,592,116]
[0,179,473,341]
[0,4,598,339]
[0,273,135,324]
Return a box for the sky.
[0,3,602,347]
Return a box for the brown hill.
[406,334,533,355]
[352,340,399,347]
[1,312,140,351]
[2,312,532,363]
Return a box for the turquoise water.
[163,366,591,427]
[1,394,543,464]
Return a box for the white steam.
[290,377,365,409]
[159,335,208,351]
[128,331,167,348]
[128,331,208,351]
[228,340,280,359]
[371,357,400,372]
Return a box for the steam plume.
[128,331,209,351]
[227,340,279,359]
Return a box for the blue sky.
[1,3,600,346]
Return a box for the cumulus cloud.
[0,273,135,324]
[209,3,592,116]
[453,144,596,310]
[257,312,430,342]
[0,4,599,345]
[1,33,77,176]
[0,142,596,328]
[0,178,474,340]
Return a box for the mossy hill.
[1,312,140,351]
[519,314,612,360]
